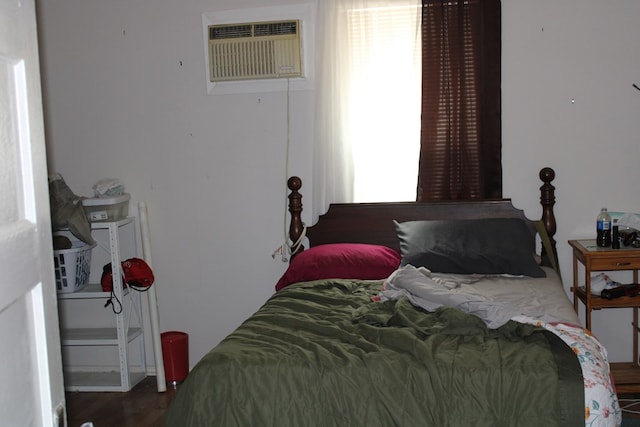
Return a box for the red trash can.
[161,331,189,387]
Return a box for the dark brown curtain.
[417,0,501,201]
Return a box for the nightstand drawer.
[590,256,640,271]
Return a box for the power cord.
[271,224,307,262]
[104,290,122,314]
[272,77,308,263]
[618,398,640,415]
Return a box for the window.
[346,3,422,202]
[311,0,500,218]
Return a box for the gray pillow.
[394,218,546,277]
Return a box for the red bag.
[101,257,154,292]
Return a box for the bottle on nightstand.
[596,207,612,247]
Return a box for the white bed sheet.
[382,265,578,328]
[453,266,579,325]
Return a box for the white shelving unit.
[58,217,147,392]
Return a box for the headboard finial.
[287,177,304,257]
[539,167,557,267]
[287,176,302,192]
[539,167,555,184]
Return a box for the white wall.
[37,0,640,368]
[502,0,640,361]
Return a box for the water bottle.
[596,207,612,247]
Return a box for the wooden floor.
[65,376,640,426]
[65,377,178,427]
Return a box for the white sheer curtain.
[312,0,422,222]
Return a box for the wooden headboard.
[287,167,558,268]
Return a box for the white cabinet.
[57,217,147,392]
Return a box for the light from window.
[347,5,421,202]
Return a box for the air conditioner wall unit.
[208,20,303,82]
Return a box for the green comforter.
[165,279,583,427]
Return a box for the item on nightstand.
[590,273,620,296]
[612,226,620,249]
[621,229,640,248]
[596,207,612,247]
[601,284,639,300]
[613,212,640,230]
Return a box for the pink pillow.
[275,243,401,291]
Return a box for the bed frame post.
[287,176,304,258]
[539,167,557,266]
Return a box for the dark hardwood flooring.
[65,377,178,427]
[65,376,640,426]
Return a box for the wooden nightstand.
[569,239,640,393]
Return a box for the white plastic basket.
[54,241,96,293]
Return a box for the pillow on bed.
[394,218,546,277]
[275,243,401,291]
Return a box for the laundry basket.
[54,241,96,293]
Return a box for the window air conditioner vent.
[208,20,303,82]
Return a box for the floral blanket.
[513,316,622,427]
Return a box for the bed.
[164,167,621,427]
